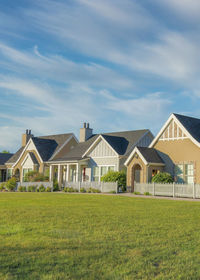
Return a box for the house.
[0,153,14,182]
[5,129,78,182]
[48,123,153,185]
[125,113,200,191]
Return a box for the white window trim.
[92,165,115,182]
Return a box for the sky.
[0,0,200,152]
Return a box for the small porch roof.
[125,146,165,166]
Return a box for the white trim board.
[12,138,43,168]
[149,113,200,148]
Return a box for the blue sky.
[0,0,199,151]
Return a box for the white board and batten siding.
[88,138,119,171]
[22,154,34,169]
[89,138,117,157]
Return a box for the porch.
[49,160,89,185]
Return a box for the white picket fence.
[63,181,118,193]
[16,182,53,191]
[134,182,200,199]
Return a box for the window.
[174,163,194,184]
[108,166,114,172]
[7,169,13,180]
[93,166,115,182]
[93,167,99,182]
[23,168,32,182]
[100,166,107,177]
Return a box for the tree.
[2,150,10,153]
[101,170,126,191]
[152,172,173,183]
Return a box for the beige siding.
[154,139,200,183]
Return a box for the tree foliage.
[101,170,126,191]
[152,172,173,183]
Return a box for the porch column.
[57,164,61,185]
[66,164,69,182]
[76,163,79,182]
[49,165,53,182]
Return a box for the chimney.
[22,129,34,147]
[80,122,93,142]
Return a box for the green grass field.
[1,193,200,279]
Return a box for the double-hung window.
[93,166,115,182]
[23,168,32,182]
[174,163,194,184]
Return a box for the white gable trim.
[12,138,43,168]
[124,147,148,166]
[149,114,200,148]
[82,135,119,158]
[49,134,78,160]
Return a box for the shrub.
[152,172,173,183]
[46,187,51,192]
[86,187,101,193]
[53,180,59,192]
[144,192,151,196]
[6,177,17,191]
[133,191,141,195]
[101,170,126,191]
[80,187,86,193]
[109,190,116,194]
[38,184,45,192]
[0,182,6,191]
[24,171,48,182]
[18,186,26,192]
[64,187,78,192]
[27,185,37,192]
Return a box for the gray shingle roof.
[6,133,73,165]
[137,147,164,164]
[6,147,24,164]
[174,113,200,143]
[0,153,14,165]
[52,129,150,162]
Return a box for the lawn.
[1,194,200,279]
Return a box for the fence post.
[193,183,195,199]
[79,181,81,192]
[173,182,175,198]
[153,182,155,196]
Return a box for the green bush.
[101,170,126,191]
[18,186,26,192]
[144,192,151,196]
[109,190,116,194]
[152,172,173,183]
[27,185,37,192]
[64,187,78,192]
[86,187,101,193]
[24,171,48,182]
[38,184,45,192]
[133,191,141,195]
[0,182,6,191]
[53,180,59,192]
[45,187,51,192]
[80,187,86,193]
[6,177,17,191]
